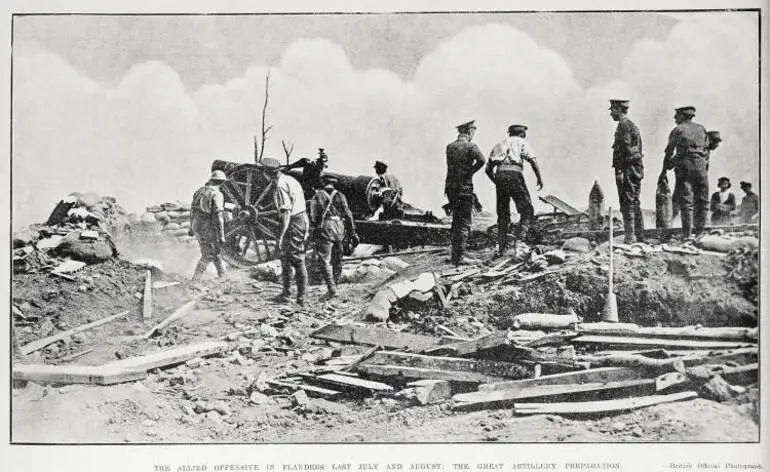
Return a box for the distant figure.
[588,180,605,230]
[609,99,645,243]
[445,120,486,266]
[705,130,722,171]
[739,181,759,224]
[709,177,736,226]
[374,160,404,219]
[190,170,228,281]
[309,175,359,300]
[664,105,709,238]
[485,124,544,255]
[262,157,309,307]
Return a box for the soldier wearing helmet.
[190,169,228,281]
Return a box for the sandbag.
[562,237,592,253]
[140,212,157,223]
[165,222,181,231]
[52,231,118,264]
[656,173,672,229]
[697,234,758,253]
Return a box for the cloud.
[12,15,759,232]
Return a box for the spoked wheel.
[219,164,282,267]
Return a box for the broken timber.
[512,391,698,416]
[143,270,152,320]
[356,365,510,384]
[143,300,198,339]
[364,351,532,380]
[105,341,230,372]
[20,310,130,356]
[13,364,146,386]
[422,330,510,356]
[452,375,686,411]
[298,372,394,393]
[578,323,758,342]
[267,379,340,397]
[571,334,753,351]
[311,324,452,352]
[478,366,642,392]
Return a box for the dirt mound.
[474,250,756,328]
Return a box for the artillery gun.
[210,151,450,267]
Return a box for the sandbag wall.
[134,202,197,245]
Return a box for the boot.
[634,206,645,243]
[191,259,208,282]
[295,261,308,307]
[280,258,292,298]
[213,257,226,278]
[496,225,508,258]
[622,211,637,244]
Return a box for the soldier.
[445,120,486,266]
[374,160,403,196]
[309,175,359,299]
[485,124,544,256]
[262,157,310,307]
[190,170,228,281]
[663,105,710,238]
[739,181,759,223]
[609,99,645,243]
[706,130,722,171]
[374,160,404,219]
[709,177,736,226]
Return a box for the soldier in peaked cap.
[190,170,228,282]
[445,120,486,265]
[609,99,645,243]
[374,160,404,219]
[663,105,709,238]
[486,124,544,256]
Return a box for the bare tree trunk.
[282,140,295,165]
[258,70,273,163]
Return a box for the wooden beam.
[298,372,394,392]
[104,341,231,372]
[143,300,198,339]
[20,310,130,356]
[152,281,181,290]
[513,391,698,415]
[578,348,758,375]
[267,379,340,397]
[310,324,446,352]
[342,247,446,262]
[578,323,758,342]
[572,334,753,351]
[423,330,510,356]
[143,270,152,320]
[478,366,642,392]
[453,374,688,411]
[355,364,511,384]
[364,351,533,380]
[13,364,146,386]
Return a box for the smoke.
[12,14,758,231]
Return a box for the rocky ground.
[10,229,760,444]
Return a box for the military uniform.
[190,175,227,281]
[271,164,309,305]
[445,121,486,265]
[374,161,404,219]
[664,107,709,237]
[486,126,539,252]
[309,180,357,297]
[611,108,645,243]
[739,182,759,223]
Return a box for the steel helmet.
[209,170,227,182]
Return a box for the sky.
[11,11,760,230]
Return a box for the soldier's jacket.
[378,173,403,195]
[190,184,225,241]
[612,117,643,168]
[308,188,355,241]
[445,136,486,195]
[665,121,708,164]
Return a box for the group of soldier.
[188,158,406,307]
[443,100,759,264]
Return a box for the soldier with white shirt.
[485,124,544,256]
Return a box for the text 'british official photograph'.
[9,8,761,444]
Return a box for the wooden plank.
[104,341,231,372]
[310,324,443,352]
[513,391,698,415]
[686,363,758,386]
[267,379,340,397]
[434,274,449,309]
[423,330,510,356]
[578,348,759,375]
[478,366,642,392]
[453,377,667,411]
[143,270,152,320]
[20,310,131,356]
[578,323,758,342]
[365,351,533,380]
[13,364,146,386]
[524,332,580,348]
[356,364,510,383]
[152,281,182,290]
[143,300,198,339]
[342,247,445,262]
[298,372,394,392]
[572,334,752,351]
